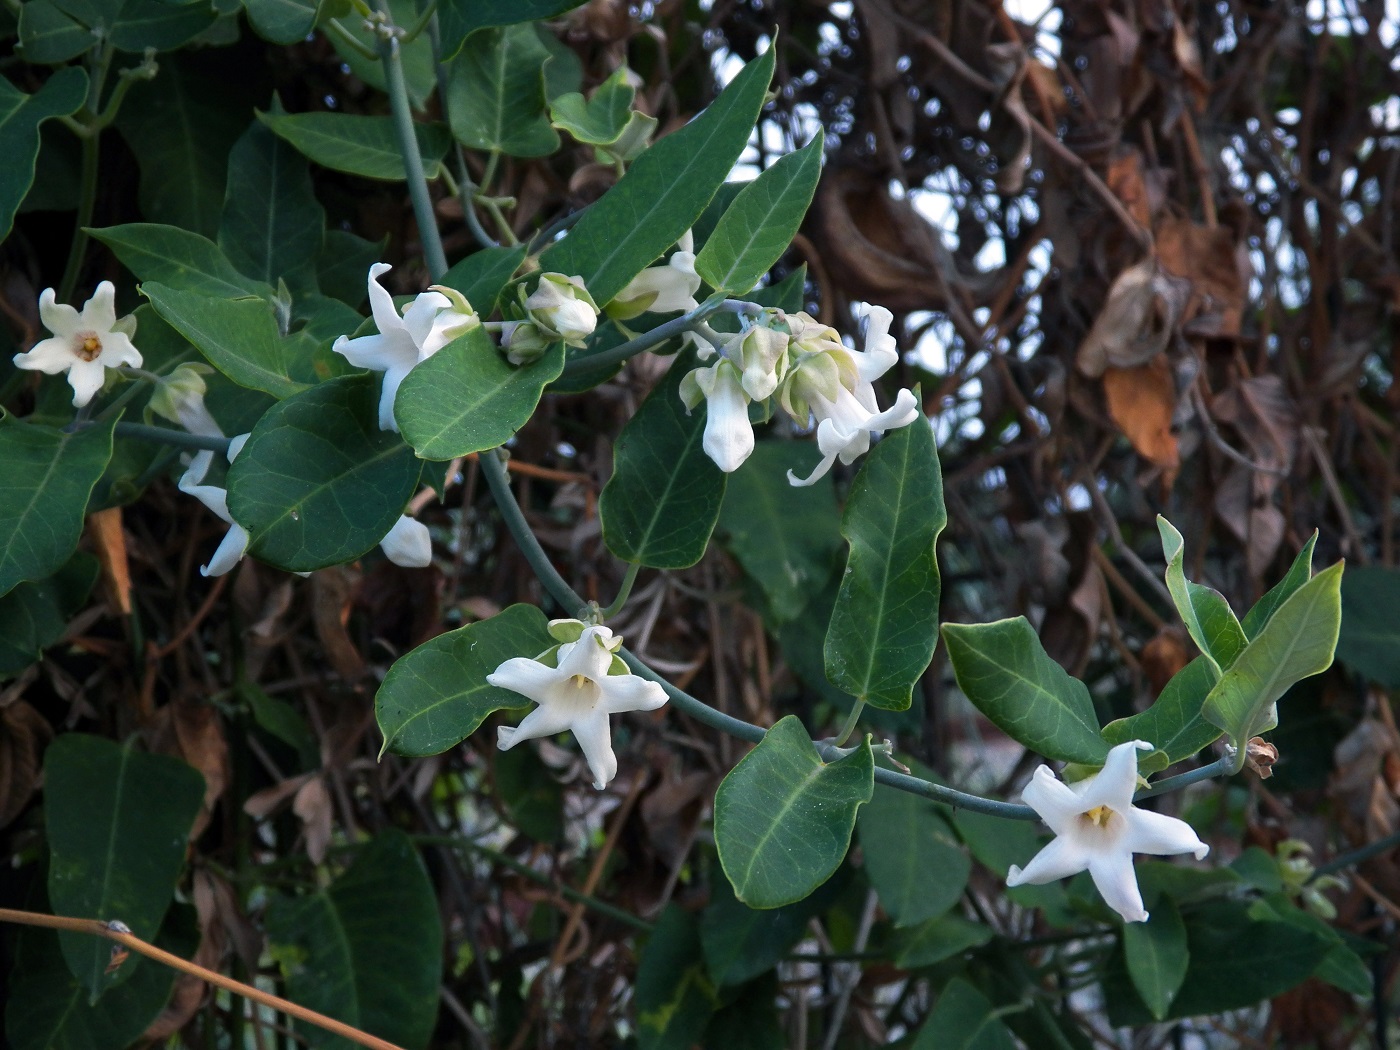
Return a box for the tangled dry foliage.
[4,0,1400,1046]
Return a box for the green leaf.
[437,0,587,60]
[1335,564,1400,687]
[0,552,98,679]
[858,784,969,926]
[1123,898,1188,1020]
[717,441,842,622]
[266,830,443,1049]
[1247,894,1372,997]
[242,0,320,44]
[634,906,719,1050]
[1201,561,1343,746]
[894,913,993,969]
[394,328,565,460]
[1157,516,1246,675]
[107,0,216,50]
[18,1,93,63]
[952,809,1071,919]
[318,229,387,307]
[701,974,784,1050]
[695,131,824,295]
[942,617,1109,765]
[714,715,873,909]
[1101,657,1223,774]
[258,110,452,181]
[0,418,114,598]
[1242,532,1317,639]
[218,121,325,288]
[93,223,269,300]
[439,244,527,314]
[0,68,86,241]
[45,734,204,996]
[227,375,422,572]
[143,282,310,397]
[549,67,635,145]
[541,46,774,305]
[825,418,944,711]
[375,604,553,756]
[447,24,559,157]
[599,347,725,568]
[911,978,1016,1050]
[700,872,836,987]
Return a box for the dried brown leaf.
[0,701,52,829]
[1075,259,1190,376]
[1102,358,1180,481]
[293,775,333,863]
[87,506,131,615]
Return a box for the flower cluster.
[680,305,919,485]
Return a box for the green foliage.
[45,735,204,996]
[0,68,87,241]
[911,978,1016,1050]
[700,874,824,987]
[1101,657,1222,773]
[0,552,98,679]
[258,110,452,181]
[266,830,444,1049]
[226,375,422,571]
[858,783,969,926]
[94,223,270,299]
[549,67,636,145]
[218,121,325,289]
[439,244,528,314]
[634,906,719,1049]
[1335,563,1400,686]
[825,418,944,710]
[0,417,114,598]
[375,604,553,756]
[1241,532,1317,638]
[599,347,725,568]
[714,716,873,908]
[437,0,588,60]
[1122,898,1188,1020]
[894,913,994,969]
[447,25,559,157]
[1157,516,1247,676]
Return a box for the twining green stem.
[324,18,381,60]
[114,421,232,454]
[57,44,114,304]
[375,0,449,280]
[1310,827,1400,880]
[396,0,438,44]
[832,699,865,748]
[561,298,758,377]
[600,562,641,620]
[426,16,498,251]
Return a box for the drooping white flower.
[779,305,919,486]
[379,515,431,567]
[178,434,252,578]
[148,363,222,438]
[679,358,754,473]
[1006,740,1210,923]
[607,231,701,319]
[487,621,668,789]
[524,273,599,347]
[333,263,468,432]
[13,282,142,407]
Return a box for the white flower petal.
[202,522,249,577]
[599,674,668,715]
[365,262,401,336]
[570,712,617,789]
[1077,740,1151,811]
[379,516,432,567]
[66,359,107,407]
[1087,850,1149,923]
[37,287,80,338]
[786,447,839,487]
[82,281,119,332]
[13,336,78,374]
[1122,807,1210,860]
[556,626,617,683]
[377,363,412,432]
[700,366,754,473]
[487,656,564,700]
[1020,765,1086,836]
[1006,833,1092,886]
[501,702,579,747]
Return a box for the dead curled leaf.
[1245,737,1280,779]
[1102,358,1180,480]
[1075,258,1191,377]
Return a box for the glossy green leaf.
[17,1,92,62]
[858,784,969,926]
[1123,898,1188,1020]
[447,24,558,157]
[143,282,310,397]
[1201,561,1343,746]
[894,913,993,969]
[266,830,442,1049]
[395,327,565,460]
[318,229,387,307]
[258,110,452,181]
[942,617,1109,765]
[439,243,527,315]
[542,47,774,305]
[825,418,944,711]
[227,375,422,572]
[634,905,719,1050]
[715,715,873,909]
[107,0,216,50]
[242,0,319,44]
[695,131,824,295]
[437,0,586,60]
[717,441,842,622]
[1241,532,1317,639]
[1101,657,1223,774]
[549,67,634,145]
[700,873,834,987]
[952,809,1071,920]
[376,604,553,756]
[1248,895,1371,997]
[45,734,204,996]
[911,978,1016,1050]
[0,552,98,679]
[1335,564,1400,687]
[0,68,86,241]
[599,347,725,568]
[1157,516,1246,675]
[94,223,269,300]
[6,905,194,1050]
[0,418,114,598]
[701,974,784,1050]
[218,121,325,288]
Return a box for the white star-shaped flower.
[13,282,142,407]
[1007,740,1210,923]
[487,623,668,789]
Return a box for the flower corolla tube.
[487,621,668,789]
[1006,740,1210,923]
[13,282,142,407]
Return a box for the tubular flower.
[524,273,599,347]
[148,364,222,438]
[333,263,469,432]
[607,231,701,319]
[378,515,432,568]
[178,435,252,578]
[1007,740,1210,923]
[487,621,668,790]
[14,282,141,407]
[779,305,919,486]
[679,358,754,473]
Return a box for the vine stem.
[57,43,114,304]
[599,561,641,620]
[0,908,404,1050]
[113,421,232,454]
[1310,826,1400,880]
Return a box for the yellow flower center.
[75,331,103,361]
[1082,805,1114,828]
